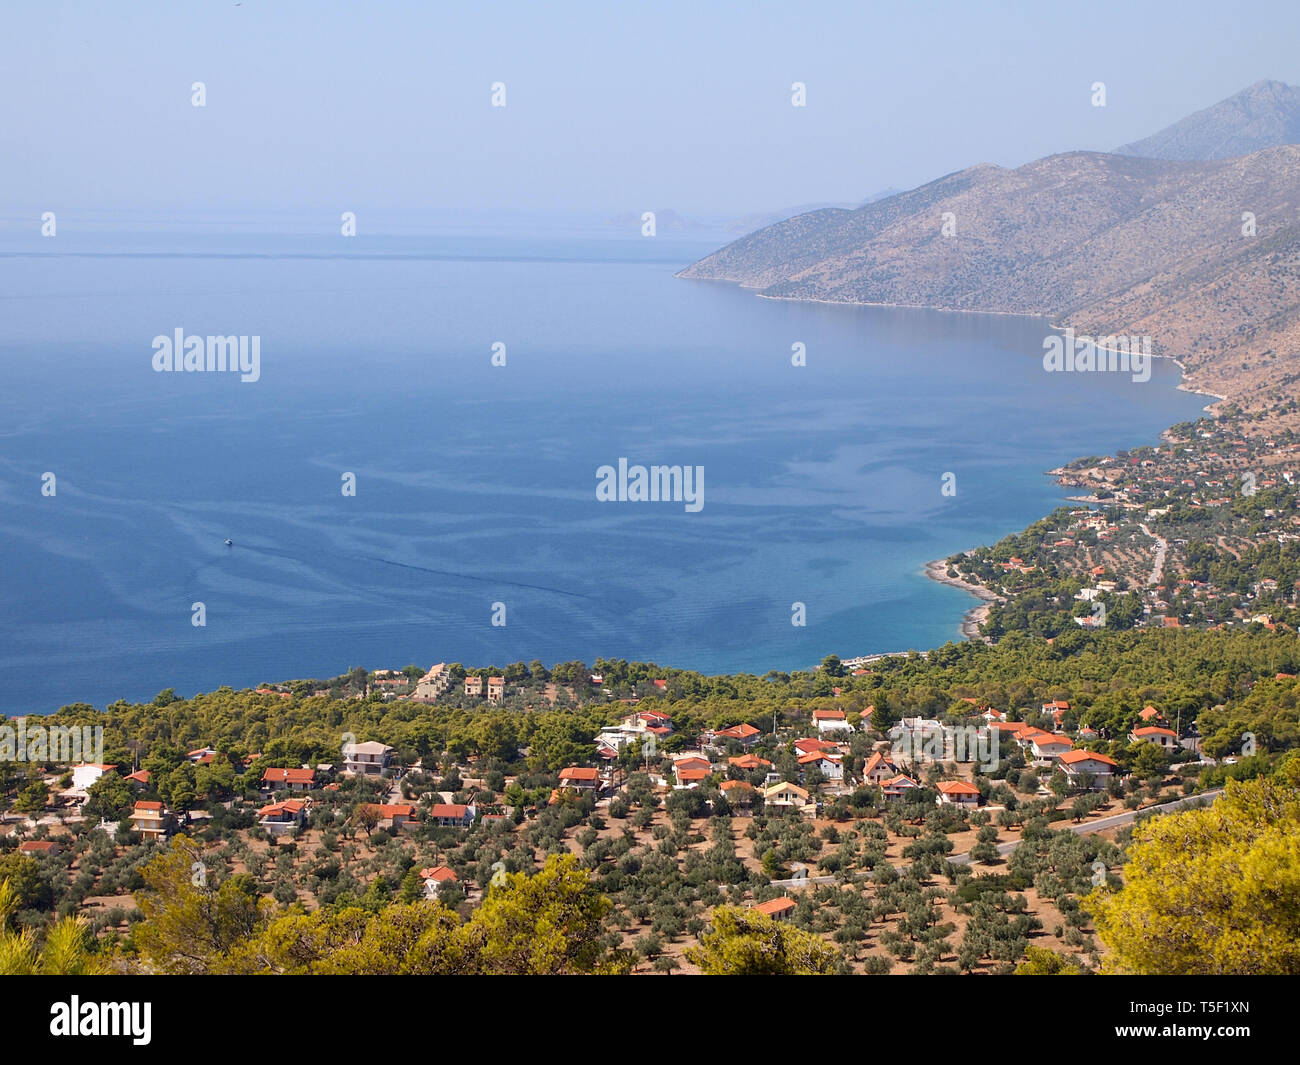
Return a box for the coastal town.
[935,401,1300,641]
[0,646,1256,974]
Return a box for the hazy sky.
[4,0,1299,217]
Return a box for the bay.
[0,216,1209,712]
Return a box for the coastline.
[924,559,1000,641]
[704,277,1231,651]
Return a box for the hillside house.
[558,766,600,792]
[881,773,920,800]
[813,708,852,735]
[342,741,393,777]
[763,781,812,813]
[260,767,317,794]
[1130,725,1179,751]
[713,722,761,748]
[420,865,462,900]
[935,780,981,807]
[130,801,175,841]
[1057,749,1118,787]
[71,763,117,791]
[753,897,797,921]
[429,803,475,828]
[258,798,308,836]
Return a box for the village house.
[258,798,308,837]
[596,709,674,751]
[633,709,673,734]
[793,737,836,757]
[673,755,713,789]
[558,766,600,793]
[18,840,61,857]
[124,769,151,789]
[71,763,118,791]
[719,779,756,806]
[1130,725,1179,751]
[712,722,761,748]
[797,750,844,782]
[1057,749,1119,787]
[342,740,394,777]
[989,721,1031,742]
[881,773,921,800]
[413,662,452,702]
[862,751,902,785]
[363,803,419,830]
[813,708,852,734]
[260,767,317,794]
[186,747,218,764]
[420,865,462,900]
[753,896,797,921]
[1028,732,1075,761]
[891,717,943,758]
[428,802,476,828]
[464,675,483,697]
[728,753,773,773]
[487,676,505,704]
[763,781,812,813]
[129,801,175,841]
[936,780,981,807]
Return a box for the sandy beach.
[924,559,1000,640]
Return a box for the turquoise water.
[0,219,1208,712]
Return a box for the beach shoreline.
[924,559,1001,641]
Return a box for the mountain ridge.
[679,84,1300,412]
[1116,78,1300,161]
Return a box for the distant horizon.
[5,1,1300,216]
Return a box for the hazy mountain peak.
[1115,79,1300,160]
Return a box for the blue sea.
[0,211,1208,713]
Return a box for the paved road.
[1139,522,1167,587]
[949,788,1224,865]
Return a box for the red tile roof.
[797,751,840,765]
[559,767,600,782]
[716,723,760,739]
[258,799,307,817]
[1059,749,1118,767]
[262,767,316,785]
